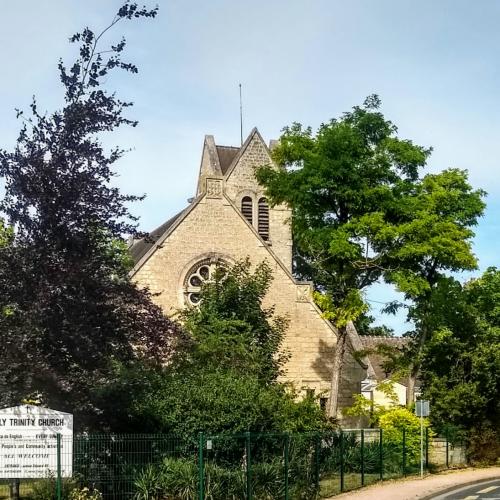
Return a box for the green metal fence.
[0,430,461,499]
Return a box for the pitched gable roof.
[195,128,274,191]
[223,127,272,180]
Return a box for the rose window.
[184,258,227,306]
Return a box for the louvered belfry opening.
[258,197,270,240]
[241,196,253,225]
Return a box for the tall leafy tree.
[257,96,484,416]
[419,269,500,461]
[0,2,183,428]
[379,168,486,401]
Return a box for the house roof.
[360,336,408,382]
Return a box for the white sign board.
[0,405,73,478]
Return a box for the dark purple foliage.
[0,2,183,429]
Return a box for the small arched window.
[241,196,253,225]
[258,197,269,241]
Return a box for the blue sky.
[1,1,498,334]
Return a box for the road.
[430,479,500,499]
[330,467,500,500]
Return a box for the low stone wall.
[429,437,467,466]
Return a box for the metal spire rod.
[239,83,243,146]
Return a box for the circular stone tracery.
[184,257,227,306]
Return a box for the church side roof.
[216,145,240,175]
[129,209,186,263]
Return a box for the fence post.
[245,431,252,500]
[56,433,62,500]
[198,432,204,500]
[314,433,320,491]
[425,427,429,470]
[361,429,365,487]
[379,428,383,481]
[402,428,406,477]
[9,480,20,500]
[445,430,449,468]
[284,434,289,500]
[340,430,344,492]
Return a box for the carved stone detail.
[206,178,223,198]
[296,283,312,302]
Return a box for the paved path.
[329,467,500,500]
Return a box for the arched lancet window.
[241,196,253,225]
[258,197,269,241]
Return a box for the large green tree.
[379,168,485,400]
[257,96,485,416]
[419,269,500,442]
[0,3,183,428]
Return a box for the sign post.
[0,405,73,479]
[415,400,430,478]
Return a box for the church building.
[130,128,369,417]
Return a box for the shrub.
[29,476,77,500]
[133,465,161,500]
[466,425,500,465]
[379,407,430,467]
[160,457,197,499]
[69,488,103,500]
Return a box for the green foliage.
[129,368,326,437]
[343,385,431,467]
[355,313,395,337]
[133,456,287,500]
[314,289,368,328]
[29,476,77,500]
[380,169,485,299]
[466,425,500,465]
[419,268,500,444]
[0,3,183,428]
[180,259,289,383]
[69,488,103,500]
[379,407,429,465]
[115,260,328,437]
[257,97,485,412]
[343,380,399,426]
[257,96,432,327]
[0,219,13,248]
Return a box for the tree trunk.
[327,325,347,419]
[406,370,416,406]
[407,314,430,407]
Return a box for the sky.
[1,0,499,334]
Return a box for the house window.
[258,197,269,240]
[241,196,253,225]
[184,258,227,306]
[306,388,315,399]
[320,397,328,412]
